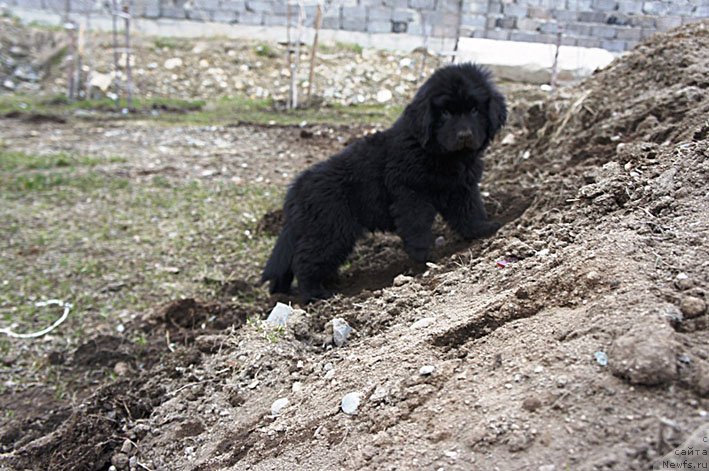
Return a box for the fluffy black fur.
[262,63,507,302]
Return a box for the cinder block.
[466,1,489,14]
[613,25,640,39]
[321,6,341,29]
[368,20,391,32]
[485,28,511,40]
[220,0,245,11]
[495,16,516,28]
[408,0,435,9]
[578,10,607,22]
[601,38,626,51]
[392,20,408,32]
[591,24,617,37]
[655,15,682,31]
[566,0,592,10]
[161,4,187,19]
[383,0,408,8]
[616,0,643,13]
[462,14,486,28]
[237,11,263,24]
[565,22,592,35]
[576,36,602,47]
[488,1,503,13]
[592,0,618,11]
[539,20,560,33]
[392,8,416,21]
[211,9,237,22]
[517,17,542,31]
[552,9,579,22]
[628,14,656,27]
[245,0,270,13]
[368,7,392,20]
[641,0,669,15]
[502,3,528,16]
[143,0,161,17]
[606,13,630,25]
[342,6,368,31]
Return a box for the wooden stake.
[306,3,322,107]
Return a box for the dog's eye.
[441,110,452,119]
[470,106,478,115]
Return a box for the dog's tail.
[261,223,295,294]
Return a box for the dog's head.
[404,63,507,153]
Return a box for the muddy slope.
[2,22,708,471]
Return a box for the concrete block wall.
[15,0,709,51]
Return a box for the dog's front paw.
[404,244,431,263]
[464,220,501,240]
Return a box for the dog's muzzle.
[456,130,476,149]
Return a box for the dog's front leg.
[390,189,436,263]
[440,184,500,240]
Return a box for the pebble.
[341,392,361,415]
[292,381,303,393]
[271,397,289,416]
[114,361,130,376]
[674,272,693,290]
[594,351,608,366]
[434,236,446,247]
[522,396,543,412]
[376,89,393,103]
[163,57,183,70]
[419,365,435,376]
[393,274,413,286]
[120,438,133,454]
[266,302,292,325]
[410,317,435,329]
[680,296,706,319]
[332,318,353,347]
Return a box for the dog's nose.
[457,130,473,140]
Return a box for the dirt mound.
[2,23,708,471]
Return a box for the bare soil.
[1,22,708,471]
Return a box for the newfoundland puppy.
[262,63,507,302]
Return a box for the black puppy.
[262,63,507,302]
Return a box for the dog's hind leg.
[293,221,360,303]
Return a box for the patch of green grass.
[0,150,125,171]
[335,41,363,55]
[255,43,279,58]
[154,36,186,49]
[1,94,399,127]
[0,154,281,345]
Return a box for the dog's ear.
[404,88,434,148]
[487,90,507,139]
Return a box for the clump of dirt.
[1,22,708,471]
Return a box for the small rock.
[376,89,393,103]
[680,296,706,319]
[292,381,303,393]
[341,392,361,415]
[594,351,608,366]
[411,317,435,329]
[164,57,183,70]
[120,438,133,455]
[266,302,292,326]
[522,396,543,412]
[419,365,435,376]
[271,397,289,416]
[324,369,335,380]
[539,465,556,471]
[323,362,334,372]
[585,270,602,286]
[435,236,446,247]
[609,322,678,386]
[114,361,130,376]
[332,318,353,347]
[501,133,516,145]
[393,274,413,286]
[674,272,693,291]
[111,452,129,468]
[370,385,388,403]
[2,79,16,90]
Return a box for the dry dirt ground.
[1,21,708,471]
